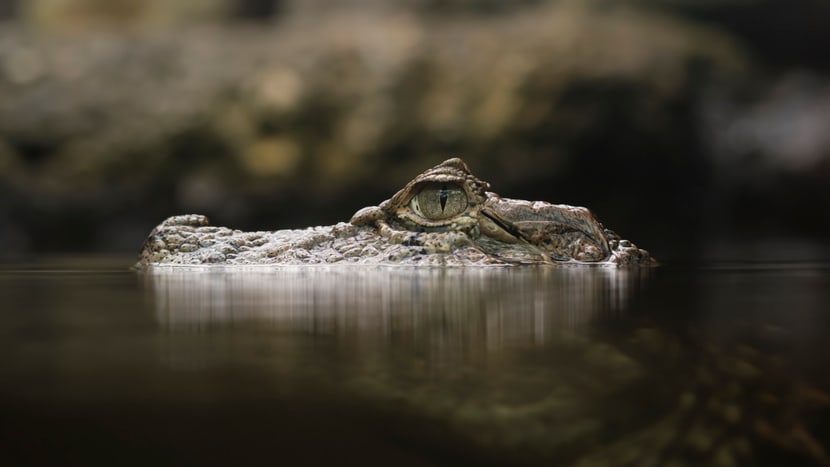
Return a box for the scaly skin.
[138,158,654,266]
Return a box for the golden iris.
[409,182,467,220]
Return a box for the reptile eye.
[410,182,467,220]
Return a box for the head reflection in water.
[145,266,645,348]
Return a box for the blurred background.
[0,0,828,263]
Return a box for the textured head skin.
[140,158,653,266]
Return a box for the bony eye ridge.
[409,182,467,220]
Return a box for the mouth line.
[480,207,582,241]
[479,208,525,241]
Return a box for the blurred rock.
[20,0,231,30]
[0,2,825,258]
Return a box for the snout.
[479,195,611,262]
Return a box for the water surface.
[1,258,828,466]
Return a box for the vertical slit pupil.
[439,185,448,211]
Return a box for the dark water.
[1,258,829,467]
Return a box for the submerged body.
[138,158,653,266]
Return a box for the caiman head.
[350,158,652,265]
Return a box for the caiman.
[138,158,654,266]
